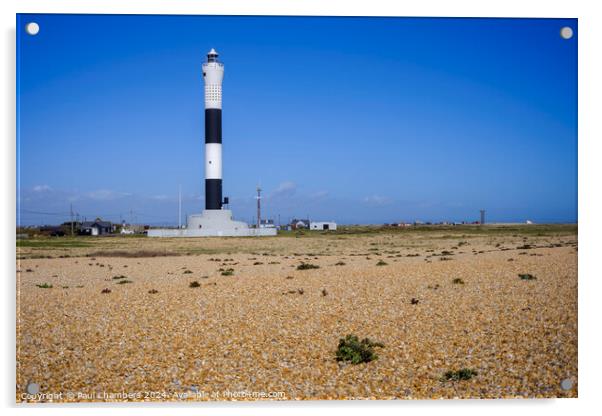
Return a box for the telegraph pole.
[256,186,262,229]
[70,203,74,236]
[178,185,182,229]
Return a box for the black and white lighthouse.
[202,48,224,210]
[147,48,276,237]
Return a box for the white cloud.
[363,195,392,206]
[32,185,52,192]
[310,190,329,199]
[85,189,131,201]
[270,181,297,199]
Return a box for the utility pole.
[178,185,182,229]
[256,186,262,229]
[70,203,74,236]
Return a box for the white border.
[3,1,600,415]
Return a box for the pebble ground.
[16,226,578,402]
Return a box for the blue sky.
[17,14,577,225]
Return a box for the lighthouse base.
[146,210,277,237]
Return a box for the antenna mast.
[178,185,182,229]
[70,203,74,236]
[256,186,262,229]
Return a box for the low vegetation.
[35,283,53,289]
[297,263,319,270]
[441,368,478,382]
[112,275,128,280]
[335,334,384,364]
[519,273,537,280]
[88,250,178,258]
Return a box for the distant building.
[40,226,65,237]
[259,219,276,229]
[290,219,310,230]
[80,219,112,236]
[310,221,337,231]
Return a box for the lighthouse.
[203,48,224,210]
[147,48,276,237]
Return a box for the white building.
[259,219,276,229]
[310,221,337,231]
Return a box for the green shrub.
[189,281,201,288]
[441,368,478,381]
[376,260,388,266]
[335,334,384,364]
[452,278,465,285]
[36,283,53,289]
[519,273,537,280]
[116,280,133,284]
[112,275,128,280]
[183,270,193,274]
[221,268,234,276]
[297,263,319,270]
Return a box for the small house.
[80,219,112,236]
[310,221,337,231]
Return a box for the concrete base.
[147,209,277,237]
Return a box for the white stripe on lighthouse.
[205,143,222,179]
[203,60,224,110]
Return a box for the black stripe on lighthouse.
[205,179,222,210]
[205,108,222,210]
[205,109,222,143]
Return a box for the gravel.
[16,231,577,401]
